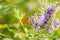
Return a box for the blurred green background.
[0,0,60,40]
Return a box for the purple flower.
[30,15,43,31]
[42,3,57,26]
[30,2,58,32]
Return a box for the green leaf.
[0,6,12,14]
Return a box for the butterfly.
[22,17,30,25]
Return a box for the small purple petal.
[30,18,33,22]
[36,26,40,31]
[31,24,35,28]
[38,16,41,19]
[46,30,50,32]
[55,26,58,28]
[36,22,40,26]
[45,13,50,20]
[55,19,60,25]
[48,6,53,11]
